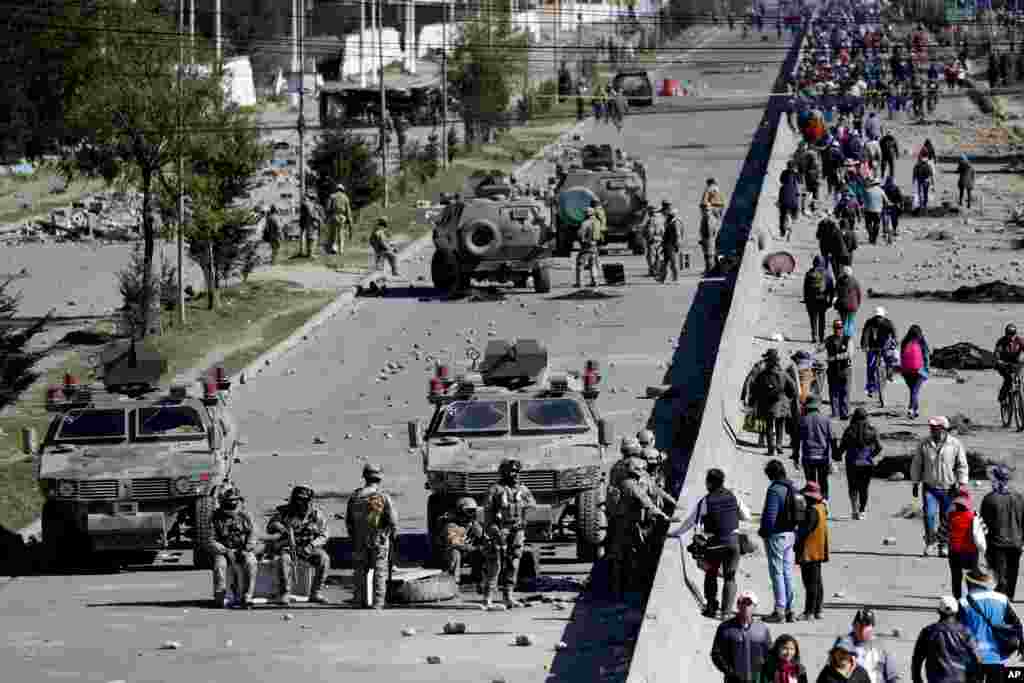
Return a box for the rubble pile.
[869,280,1024,303]
[0,190,151,245]
[930,342,998,370]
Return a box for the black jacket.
[910,619,980,683]
[816,665,871,683]
[860,315,897,350]
[711,618,773,682]
[980,489,1024,549]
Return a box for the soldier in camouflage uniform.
[325,182,353,255]
[637,429,668,492]
[346,463,397,610]
[207,486,258,609]
[266,485,330,604]
[575,208,600,288]
[436,496,485,584]
[300,188,323,258]
[591,199,607,274]
[699,177,727,275]
[640,204,663,277]
[482,459,537,607]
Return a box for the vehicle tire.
[876,365,886,408]
[462,220,502,257]
[42,500,88,569]
[426,494,448,568]
[388,571,458,603]
[532,265,552,294]
[555,228,574,258]
[1015,390,1024,432]
[629,233,645,255]
[431,250,458,290]
[575,488,606,562]
[1001,393,1013,427]
[192,495,215,570]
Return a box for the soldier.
[369,217,400,277]
[637,429,668,492]
[482,459,536,607]
[641,203,663,277]
[300,187,323,258]
[437,496,485,584]
[699,177,727,275]
[325,182,353,255]
[266,485,330,604]
[346,463,398,610]
[207,486,258,609]
[592,198,608,245]
[575,207,599,288]
[608,457,676,599]
[658,200,682,283]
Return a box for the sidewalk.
[723,87,1024,675]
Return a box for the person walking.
[759,459,800,624]
[862,178,887,245]
[804,256,834,344]
[672,468,752,620]
[753,350,798,457]
[837,408,883,520]
[900,324,931,419]
[780,161,803,240]
[262,205,283,264]
[913,155,934,214]
[882,176,903,237]
[795,482,829,621]
[757,634,811,683]
[834,265,862,341]
[910,596,981,683]
[794,396,834,502]
[860,306,898,398]
[980,464,1024,601]
[700,178,727,274]
[711,591,773,683]
[947,493,985,600]
[743,351,771,448]
[879,131,899,179]
[817,637,872,683]
[845,608,901,683]
[956,155,975,210]
[659,201,683,284]
[958,569,1024,682]
[825,319,853,419]
[911,416,970,558]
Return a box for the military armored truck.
[31,341,239,569]
[554,158,648,257]
[431,173,556,293]
[408,339,614,564]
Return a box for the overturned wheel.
[387,569,459,604]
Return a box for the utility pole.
[298,0,310,257]
[378,0,389,208]
[576,11,581,84]
[441,0,448,169]
[360,0,366,87]
[177,0,186,326]
[554,0,559,86]
[190,0,195,53]
[215,0,222,63]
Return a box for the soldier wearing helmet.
[207,485,257,609]
[346,463,398,609]
[435,496,485,584]
[369,218,400,276]
[995,323,1024,401]
[325,181,353,255]
[576,207,600,288]
[482,459,537,607]
[266,484,330,604]
[637,429,667,491]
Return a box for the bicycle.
[998,362,1024,430]
[867,350,887,408]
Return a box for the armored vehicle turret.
[409,339,615,564]
[430,173,556,293]
[30,341,240,569]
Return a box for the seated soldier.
[437,497,485,585]
[265,485,331,604]
[207,486,258,609]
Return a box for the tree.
[158,105,268,311]
[60,0,225,337]
[448,19,527,145]
[309,129,384,212]
[0,277,49,411]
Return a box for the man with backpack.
[913,156,934,213]
[804,256,834,344]
[880,132,899,179]
[759,459,804,623]
[816,214,847,273]
[753,349,799,458]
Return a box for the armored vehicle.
[431,173,556,293]
[554,159,648,257]
[408,339,615,563]
[30,341,240,569]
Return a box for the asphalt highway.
[0,25,793,683]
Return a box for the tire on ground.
[388,572,459,603]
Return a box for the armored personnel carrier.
[408,339,615,563]
[430,173,555,293]
[554,149,648,257]
[30,341,240,569]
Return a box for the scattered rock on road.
[514,634,535,646]
[401,627,417,637]
[443,621,467,634]
[426,655,443,664]
[160,641,182,650]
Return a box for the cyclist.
[860,307,897,398]
[995,324,1024,402]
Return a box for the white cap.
[938,595,959,616]
[842,265,854,275]
[737,590,759,606]
[928,416,950,429]
[875,306,886,317]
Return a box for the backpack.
[778,481,807,530]
[805,268,827,301]
[901,340,924,372]
[755,368,783,401]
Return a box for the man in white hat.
[710,590,773,682]
[910,416,970,557]
[860,306,897,398]
[910,596,980,683]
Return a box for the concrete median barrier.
[626,32,806,683]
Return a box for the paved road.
[0,27,795,683]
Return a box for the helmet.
[455,497,478,513]
[362,463,383,481]
[219,486,242,504]
[1007,324,1018,336]
[290,485,315,501]
[637,429,654,446]
[620,439,642,457]
[626,457,647,476]
[376,217,388,227]
[853,607,876,626]
[644,447,664,465]
[499,459,522,476]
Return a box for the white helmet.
[637,429,655,446]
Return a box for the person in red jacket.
[947,493,985,600]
